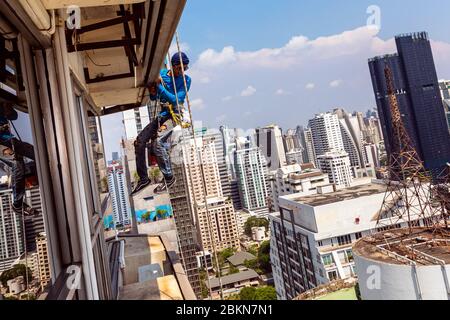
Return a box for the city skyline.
[102,26,450,161]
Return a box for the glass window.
[322,254,334,266]
[0,34,52,300]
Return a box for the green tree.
[228,265,239,275]
[220,247,236,261]
[133,171,139,184]
[244,217,269,236]
[149,167,162,183]
[199,269,210,299]
[244,258,258,270]
[253,286,277,300]
[239,286,257,300]
[0,264,33,288]
[257,241,272,273]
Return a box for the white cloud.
[186,25,450,130]
[241,85,257,97]
[216,114,227,122]
[275,89,290,95]
[194,26,390,71]
[329,79,342,88]
[190,98,205,110]
[305,83,315,90]
[199,76,211,84]
[169,41,190,58]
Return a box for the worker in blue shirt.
[131,52,191,195]
[0,102,37,215]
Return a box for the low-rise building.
[270,163,330,211]
[270,181,399,300]
[251,227,267,242]
[206,269,260,299]
[227,251,257,270]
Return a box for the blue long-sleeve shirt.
[150,69,191,115]
[0,107,18,141]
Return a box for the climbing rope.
[174,31,225,299]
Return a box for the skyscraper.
[255,125,287,171]
[235,140,270,215]
[0,189,24,272]
[369,32,450,175]
[298,127,317,166]
[122,106,151,140]
[439,80,450,131]
[308,113,344,159]
[107,162,131,228]
[36,232,51,291]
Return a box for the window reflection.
[0,34,50,300]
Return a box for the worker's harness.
[167,103,191,129]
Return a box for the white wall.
[355,254,450,300]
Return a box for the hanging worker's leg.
[10,154,36,215]
[153,130,176,194]
[132,114,171,195]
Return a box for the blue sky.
[101,0,450,160]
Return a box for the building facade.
[0,189,24,272]
[255,125,287,171]
[235,146,270,214]
[308,113,344,159]
[270,182,390,300]
[107,162,131,228]
[369,32,450,175]
[317,151,353,188]
[36,232,51,291]
[270,164,330,212]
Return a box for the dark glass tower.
[369,32,450,175]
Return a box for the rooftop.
[353,228,450,266]
[207,269,259,289]
[284,182,386,207]
[227,251,256,266]
[294,278,358,300]
[117,235,196,300]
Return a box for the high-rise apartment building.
[255,125,287,171]
[23,187,45,252]
[235,143,270,215]
[270,182,399,300]
[107,162,131,228]
[369,32,450,175]
[180,135,240,252]
[439,80,450,132]
[298,127,317,166]
[333,109,367,170]
[0,189,24,272]
[123,106,151,140]
[169,131,240,297]
[285,149,304,165]
[36,232,51,291]
[317,151,353,188]
[308,113,344,158]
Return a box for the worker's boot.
[12,202,38,216]
[131,178,151,196]
[154,176,176,194]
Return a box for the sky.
[100,0,450,160]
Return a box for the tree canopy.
[244,217,269,236]
[0,264,33,288]
[238,286,276,300]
